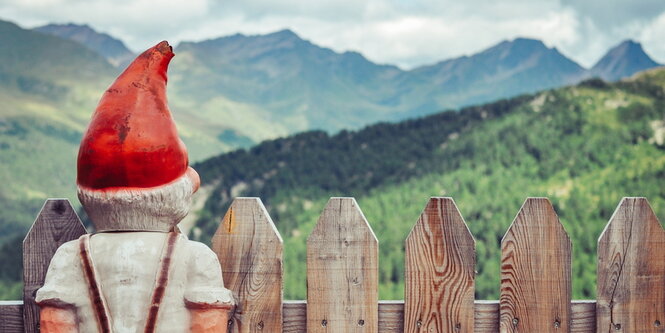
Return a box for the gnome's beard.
[78,175,194,232]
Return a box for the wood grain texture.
[283,301,307,333]
[212,198,284,333]
[306,198,379,332]
[500,198,572,333]
[0,300,599,332]
[572,301,596,333]
[22,199,87,333]
[0,301,23,333]
[596,197,665,332]
[378,301,404,332]
[475,301,500,332]
[404,197,475,332]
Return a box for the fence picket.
[212,198,284,333]
[4,195,664,333]
[306,197,379,332]
[500,198,572,332]
[22,199,87,333]
[596,197,665,332]
[404,197,475,332]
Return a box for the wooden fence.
[0,196,663,332]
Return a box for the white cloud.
[640,11,665,64]
[0,0,663,69]
[561,0,665,29]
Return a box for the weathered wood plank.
[22,199,87,333]
[0,301,23,333]
[378,301,404,332]
[282,301,406,333]
[283,301,306,333]
[0,300,599,332]
[571,301,596,332]
[475,300,499,332]
[500,198,572,332]
[212,198,284,333]
[597,197,665,332]
[306,198,379,332]
[404,197,475,332]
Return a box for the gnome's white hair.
[78,174,194,232]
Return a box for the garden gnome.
[35,41,234,332]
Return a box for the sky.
[0,0,663,69]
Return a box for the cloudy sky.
[1,0,663,69]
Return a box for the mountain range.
[0,18,663,298]
[35,22,664,135]
[34,23,135,68]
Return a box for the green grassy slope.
[0,20,116,241]
[190,70,665,300]
[0,21,120,297]
[0,20,272,298]
[0,19,254,247]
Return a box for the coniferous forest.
[189,70,665,300]
[1,69,664,300]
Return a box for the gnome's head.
[77,41,200,232]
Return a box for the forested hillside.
[1,17,664,299]
[1,19,660,256]
[2,68,664,300]
[189,68,665,300]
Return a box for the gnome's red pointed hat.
[77,41,187,190]
[77,41,198,232]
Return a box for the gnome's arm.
[189,305,232,332]
[40,306,79,333]
[184,241,235,333]
[36,241,84,333]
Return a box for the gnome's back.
[35,42,233,333]
[36,233,230,332]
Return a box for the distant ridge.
[34,23,135,68]
[0,20,115,90]
[12,19,665,154]
[171,33,591,136]
[403,37,587,115]
[591,40,661,81]
[3,18,663,157]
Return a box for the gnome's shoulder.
[52,237,83,258]
[182,238,218,261]
[183,238,213,251]
[36,237,87,306]
[180,238,223,276]
[180,238,233,306]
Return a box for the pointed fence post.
[597,197,665,332]
[306,197,379,332]
[500,198,572,332]
[22,199,87,333]
[404,197,475,332]
[212,198,284,333]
